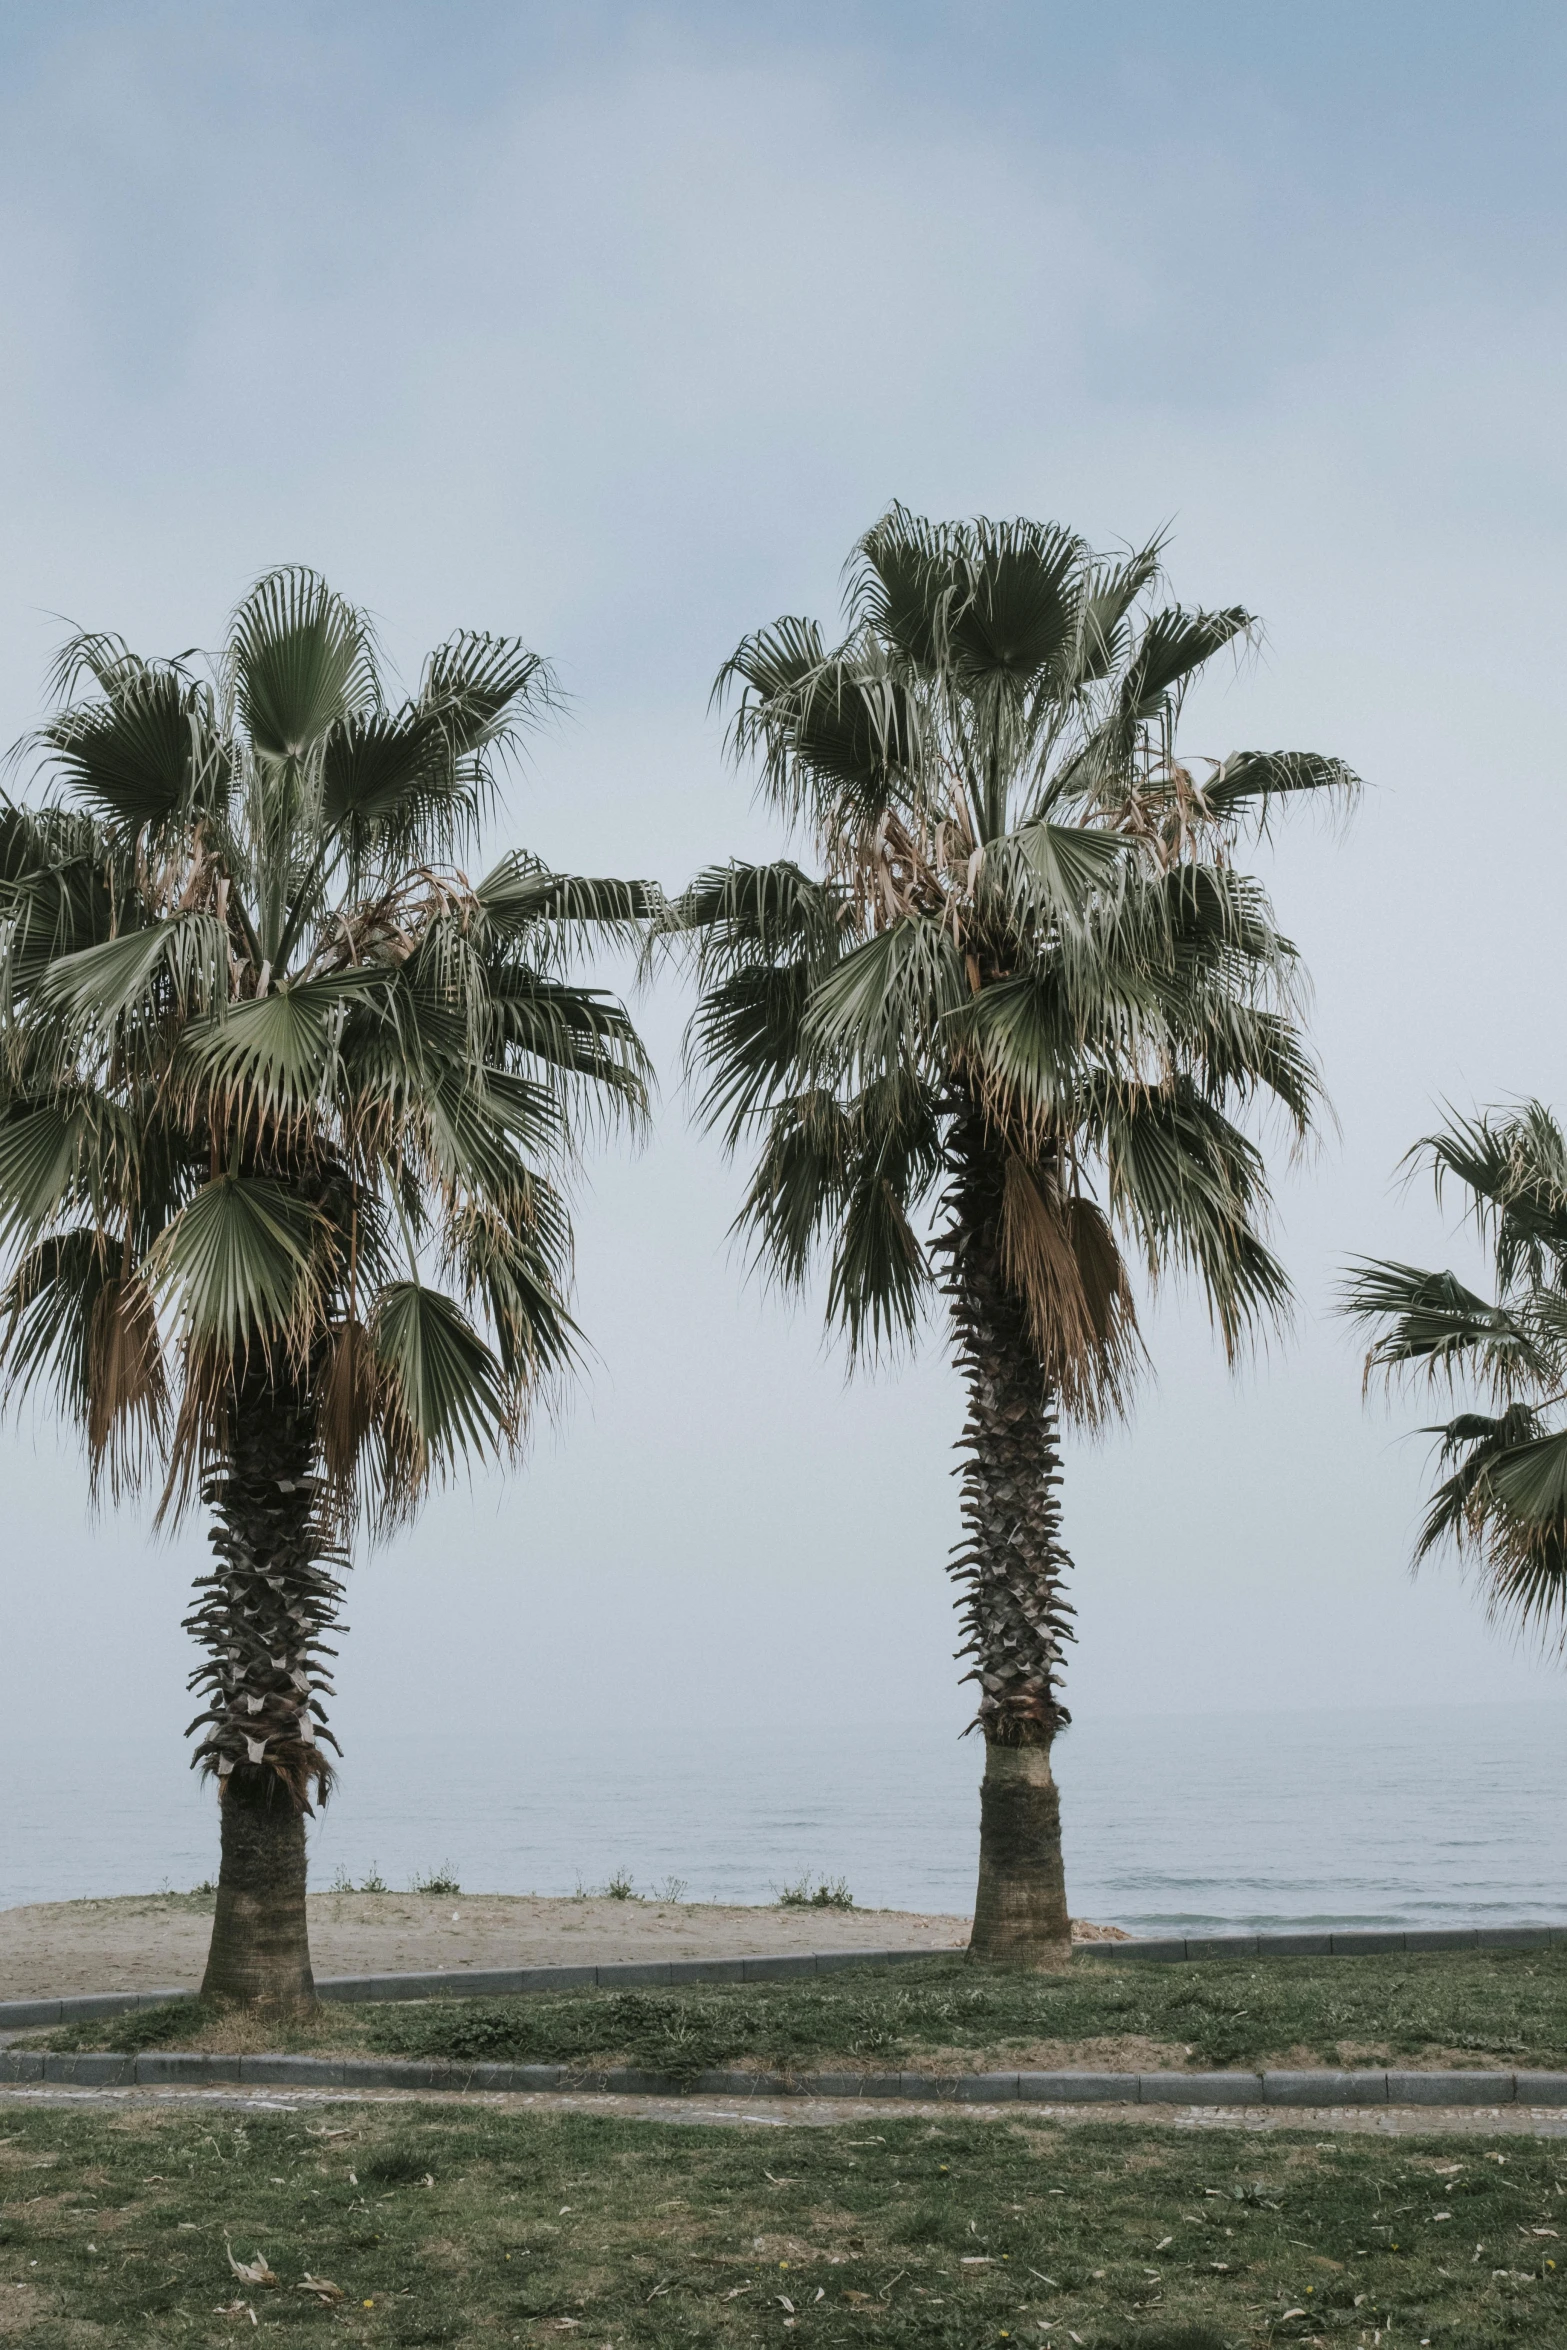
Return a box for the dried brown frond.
[156,1341,230,1528]
[85,1269,169,1501]
[316,1315,379,1527]
[999,1154,1143,1424]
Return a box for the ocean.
[4,1701,1564,1932]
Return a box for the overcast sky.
[3,0,1566,1795]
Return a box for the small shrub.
[603,1868,636,1901]
[655,1876,689,1903]
[777,1874,854,1911]
[412,1863,462,1896]
[325,1862,392,1893]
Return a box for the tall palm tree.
[657,508,1356,1967]
[1342,1102,1567,1645]
[0,571,650,2009]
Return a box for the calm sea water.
[4,1702,1564,1932]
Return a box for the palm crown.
[1343,1102,1567,1644]
[665,508,1353,1394]
[660,507,1357,1963]
[0,570,650,1809]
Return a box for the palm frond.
[148,1173,328,1356]
[38,664,226,838]
[803,917,968,1083]
[230,567,378,759]
[1203,748,1362,833]
[737,1075,942,1355]
[1095,1078,1292,1356]
[372,1279,511,1476]
[998,1157,1142,1422]
[1340,1259,1543,1396]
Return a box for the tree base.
[968,1739,1072,1970]
[200,1772,317,2013]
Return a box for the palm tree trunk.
[944,1111,1075,1969]
[204,1773,316,2009]
[185,1368,345,2012]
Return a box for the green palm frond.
[804,919,969,1082]
[175,969,387,1139]
[420,631,555,758]
[736,1075,942,1353]
[1341,1259,1544,1395]
[37,664,224,839]
[372,1280,510,1464]
[1346,1100,1567,1645]
[651,860,844,981]
[717,622,920,841]
[149,1173,328,1355]
[0,1097,93,1240]
[33,914,232,1056]
[1203,749,1362,832]
[231,568,379,759]
[1088,1076,1292,1355]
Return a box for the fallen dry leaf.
[224,2243,277,2289]
[214,2303,257,2328]
[297,2275,345,2303]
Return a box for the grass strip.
[34,1949,1567,2080]
[1,2099,1563,2345]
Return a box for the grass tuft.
[409,1862,461,1896]
[778,1872,855,1910]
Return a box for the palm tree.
[1342,1102,1567,1646]
[657,508,1356,1967]
[0,571,650,2009]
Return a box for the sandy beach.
[0,1892,1131,2002]
[0,1892,964,2002]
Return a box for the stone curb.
[3,2045,1566,2106]
[4,1924,1562,2036]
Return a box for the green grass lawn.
[1,2099,1563,2346]
[37,1950,1567,2079]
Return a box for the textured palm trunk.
[186,1370,345,2012]
[944,1110,1075,1970]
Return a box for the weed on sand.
[39,1949,1567,2078]
[0,2102,1563,2345]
